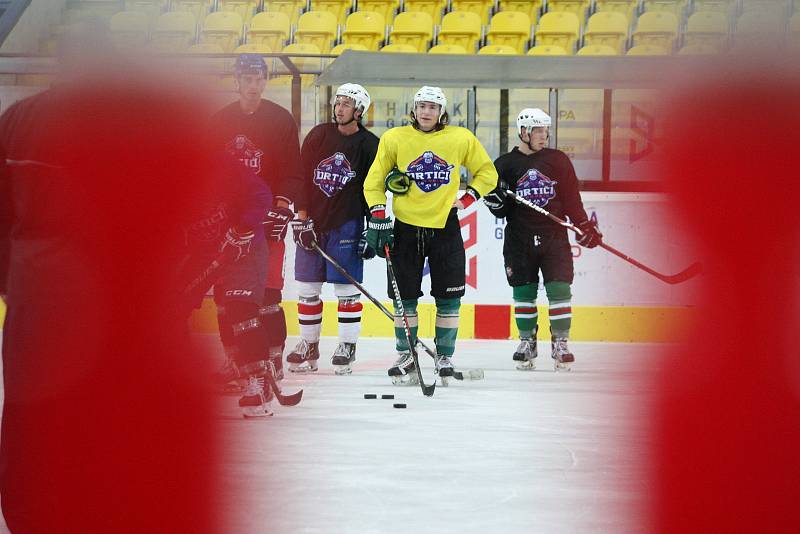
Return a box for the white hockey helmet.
[516,108,552,135]
[334,83,371,118]
[413,85,447,121]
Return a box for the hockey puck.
[393,403,407,409]
[364,394,377,399]
[381,394,395,399]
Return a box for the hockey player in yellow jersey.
[364,86,497,384]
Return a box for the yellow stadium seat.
[632,11,678,50]
[478,43,518,54]
[124,1,166,27]
[677,42,719,54]
[265,0,305,26]
[486,11,531,53]
[626,43,670,54]
[330,42,369,54]
[735,11,784,37]
[200,11,243,52]
[389,11,434,52]
[110,11,150,50]
[342,11,386,51]
[595,0,638,21]
[380,42,419,52]
[187,42,225,53]
[219,1,259,25]
[741,0,790,14]
[359,0,400,26]
[546,0,590,30]
[437,11,482,52]
[151,11,197,53]
[642,0,686,16]
[271,43,322,86]
[63,2,123,25]
[428,43,469,53]
[294,10,338,53]
[247,11,290,52]
[684,11,729,52]
[235,43,274,53]
[526,44,569,54]
[173,1,213,27]
[311,0,352,26]
[403,0,446,24]
[584,12,629,53]
[534,11,580,52]
[499,0,543,25]
[693,0,736,16]
[451,0,495,26]
[576,43,619,54]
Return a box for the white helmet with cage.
[334,83,371,119]
[413,85,447,121]
[516,108,552,135]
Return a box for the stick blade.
[421,382,436,397]
[661,261,702,285]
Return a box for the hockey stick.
[311,242,483,381]
[264,369,303,406]
[242,360,303,406]
[505,190,702,285]
[384,244,435,397]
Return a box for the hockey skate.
[238,375,274,418]
[215,357,246,394]
[551,336,575,371]
[331,342,356,375]
[435,355,454,386]
[286,339,320,373]
[388,351,418,386]
[269,352,284,381]
[513,338,537,371]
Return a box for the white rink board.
[283,192,699,307]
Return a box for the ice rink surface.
[0,335,662,534]
[216,336,662,534]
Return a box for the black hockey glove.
[219,227,255,262]
[483,181,508,209]
[291,219,317,251]
[576,219,602,249]
[366,206,393,258]
[358,228,376,260]
[263,206,294,241]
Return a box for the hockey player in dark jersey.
[287,83,379,374]
[484,108,602,371]
[209,54,303,382]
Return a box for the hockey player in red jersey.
[209,54,303,382]
[287,83,379,374]
[484,108,602,371]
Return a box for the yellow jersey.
[363,125,498,229]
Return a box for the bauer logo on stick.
[516,169,557,208]
[313,152,356,197]
[406,150,454,193]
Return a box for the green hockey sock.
[394,299,418,352]
[512,283,538,339]
[434,297,460,357]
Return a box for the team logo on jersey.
[186,202,228,243]
[313,152,356,197]
[516,169,557,207]
[226,135,263,174]
[406,151,454,193]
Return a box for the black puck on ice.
[364,394,377,399]
[381,394,395,399]
[393,403,407,409]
